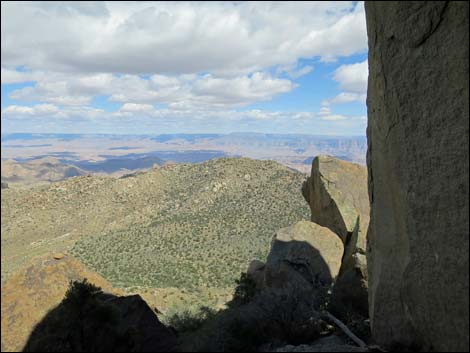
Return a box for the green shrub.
[165,306,217,333]
[64,278,102,306]
[230,273,257,307]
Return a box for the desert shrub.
[229,272,257,307]
[179,285,333,352]
[165,306,217,333]
[69,159,310,292]
[64,278,102,306]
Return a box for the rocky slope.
[1,157,86,186]
[366,1,469,351]
[1,253,119,351]
[2,158,309,294]
[1,253,176,352]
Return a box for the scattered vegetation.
[66,158,309,290]
[174,284,335,352]
[2,158,309,286]
[164,306,217,333]
[229,272,257,307]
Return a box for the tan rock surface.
[302,155,370,316]
[264,221,344,289]
[365,1,469,351]
[1,254,120,352]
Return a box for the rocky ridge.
[250,155,369,319]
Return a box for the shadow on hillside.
[22,279,177,352]
[22,240,367,352]
[168,239,352,352]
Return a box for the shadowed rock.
[1,254,118,352]
[302,155,369,317]
[22,281,176,352]
[263,221,344,290]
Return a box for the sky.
[1,1,369,136]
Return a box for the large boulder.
[365,1,469,351]
[302,155,369,246]
[302,155,369,317]
[263,221,344,290]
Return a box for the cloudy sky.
[1,1,368,136]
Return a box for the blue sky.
[1,1,368,136]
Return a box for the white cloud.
[2,105,35,115]
[1,2,366,75]
[323,59,368,106]
[2,103,367,135]
[321,114,348,121]
[9,81,93,106]
[1,104,61,118]
[328,92,367,105]
[333,60,368,93]
[318,106,332,116]
[276,64,314,79]
[120,103,155,112]
[7,71,295,109]
[0,68,43,84]
[1,2,368,135]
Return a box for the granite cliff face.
[365,1,469,351]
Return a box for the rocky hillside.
[172,156,371,352]
[1,158,309,291]
[1,253,176,352]
[1,157,86,186]
[1,253,119,352]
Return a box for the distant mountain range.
[1,157,86,186]
[1,133,367,180]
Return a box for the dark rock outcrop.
[365,1,469,351]
[23,289,177,352]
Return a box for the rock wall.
[365,1,469,351]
